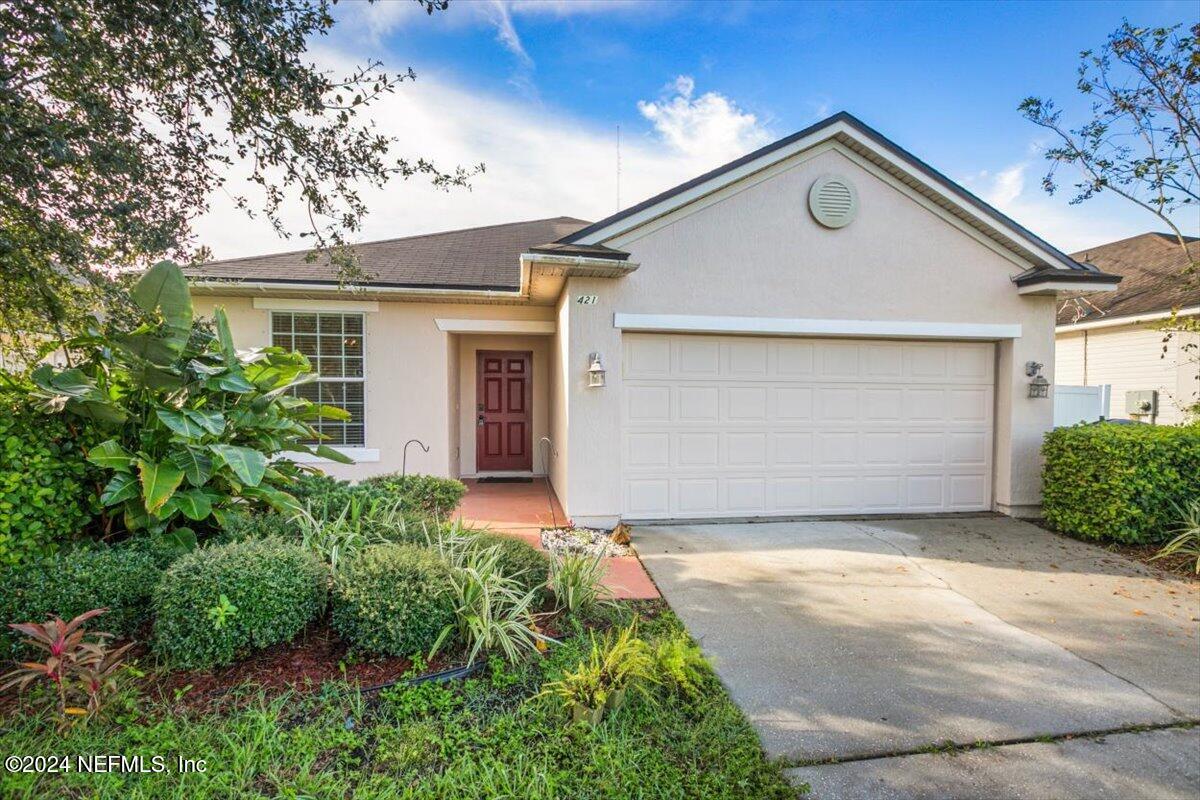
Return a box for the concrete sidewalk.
[634,517,1200,797]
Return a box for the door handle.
[477,413,486,427]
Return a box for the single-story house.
[187,112,1119,526]
[1055,233,1199,425]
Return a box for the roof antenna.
[616,123,622,211]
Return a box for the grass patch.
[0,609,800,799]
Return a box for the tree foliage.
[0,0,473,360]
[25,261,352,544]
[1019,22,1198,251]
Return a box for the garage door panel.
[623,334,993,518]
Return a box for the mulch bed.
[152,623,421,714]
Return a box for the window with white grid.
[270,312,365,446]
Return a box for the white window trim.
[284,447,380,464]
[270,310,368,448]
[613,313,1022,340]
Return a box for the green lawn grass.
[0,610,801,799]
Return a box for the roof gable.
[560,112,1096,275]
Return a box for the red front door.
[476,350,533,472]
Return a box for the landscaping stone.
[540,527,632,557]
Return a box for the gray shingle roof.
[186,216,592,290]
[1058,233,1200,325]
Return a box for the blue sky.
[195,0,1199,259]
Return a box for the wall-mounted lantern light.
[587,352,606,388]
[1026,361,1049,399]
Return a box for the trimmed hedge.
[1042,422,1200,544]
[153,538,327,669]
[361,473,467,518]
[0,401,102,565]
[294,472,466,519]
[331,544,455,656]
[470,532,550,605]
[0,546,161,655]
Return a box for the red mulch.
[152,623,422,714]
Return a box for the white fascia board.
[519,252,640,276]
[253,297,379,312]
[282,447,380,464]
[577,120,1078,272]
[435,318,556,335]
[613,313,1022,340]
[191,280,523,300]
[1055,306,1199,333]
[1017,281,1120,296]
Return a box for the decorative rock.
[540,527,632,557]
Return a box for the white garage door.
[621,334,995,519]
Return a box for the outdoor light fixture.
[1026,361,1049,399]
[587,352,606,388]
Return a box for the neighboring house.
[187,112,1118,525]
[1055,233,1200,425]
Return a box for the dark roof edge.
[186,276,521,293]
[527,243,630,261]
[560,111,1091,272]
[1013,268,1122,287]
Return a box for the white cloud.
[190,59,772,260]
[637,75,772,163]
[961,159,1170,253]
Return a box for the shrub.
[0,400,103,565]
[0,546,161,656]
[549,551,611,616]
[216,511,299,543]
[1153,499,1200,574]
[469,532,550,604]
[153,538,327,669]
[331,544,455,657]
[537,621,656,726]
[362,473,467,517]
[1042,422,1200,544]
[428,529,547,665]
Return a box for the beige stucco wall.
[564,146,1058,524]
[548,291,571,510]
[456,334,552,477]
[1055,320,1200,425]
[191,295,555,481]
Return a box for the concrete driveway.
[634,517,1200,799]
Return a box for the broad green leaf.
[155,528,197,557]
[309,404,350,421]
[183,408,225,436]
[69,400,128,425]
[112,331,183,364]
[172,489,213,521]
[87,439,134,471]
[156,408,205,438]
[31,366,95,397]
[142,364,187,391]
[132,261,192,333]
[100,473,139,506]
[210,444,267,487]
[314,444,354,464]
[170,447,213,486]
[188,359,225,376]
[137,458,185,514]
[210,370,254,393]
[242,485,302,516]
[213,307,237,366]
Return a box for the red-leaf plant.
[1,608,134,725]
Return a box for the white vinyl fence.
[1054,384,1112,427]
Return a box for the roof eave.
[1012,269,1122,296]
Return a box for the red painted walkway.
[455,478,659,600]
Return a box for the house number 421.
[576,295,598,305]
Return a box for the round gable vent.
[808,174,858,228]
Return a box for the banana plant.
[27,261,350,545]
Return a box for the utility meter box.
[1125,389,1158,417]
